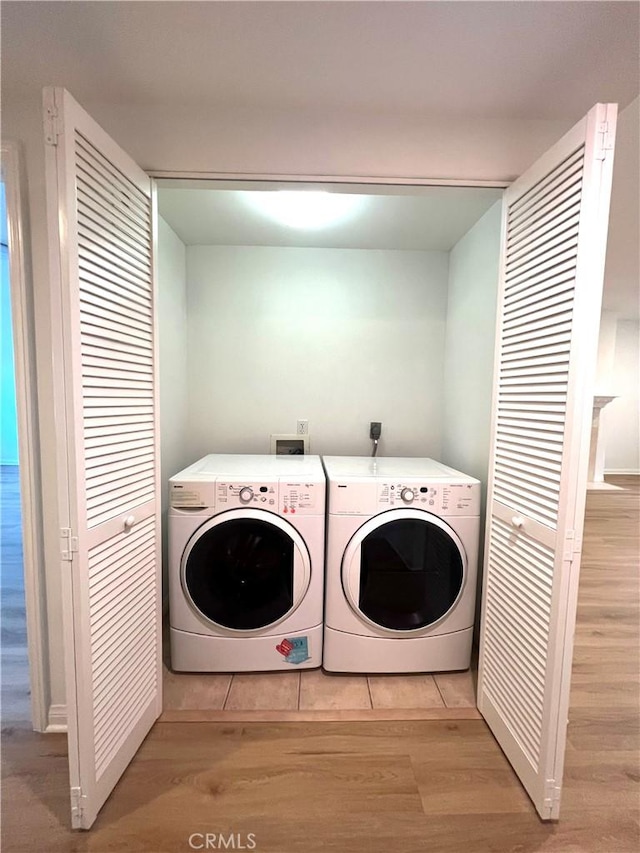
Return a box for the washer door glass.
[344,513,465,632]
[184,516,299,630]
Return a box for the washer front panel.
[181,509,311,633]
[342,509,467,634]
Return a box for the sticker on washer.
[275,636,309,664]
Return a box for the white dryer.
[323,456,480,673]
[169,454,325,672]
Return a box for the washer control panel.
[216,480,278,508]
[377,481,480,515]
[281,481,322,515]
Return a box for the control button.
[260,486,268,493]
[420,487,428,493]
[239,487,254,503]
[261,497,267,502]
[283,507,288,513]
[401,488,415,503]
[290,508,296,514]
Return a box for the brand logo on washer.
[275,636,309,664]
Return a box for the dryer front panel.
[342,510,467,634]
[182,509,311,632]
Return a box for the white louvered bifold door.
[44,87,161,830]
[477,104,617,820]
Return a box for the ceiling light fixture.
[241,190,366,230]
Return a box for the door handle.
[511,516,525,529]
[123,515,136,530]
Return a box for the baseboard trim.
[46,703,67,732]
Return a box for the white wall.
[158,218,188,588]
[595,310,619,393]
[441,202,502,631]
[55,101,574,185]
[603,97,639,319]
[186,246,449,459]
[604,320,640,474]
[441,202,502,484]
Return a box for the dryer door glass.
[184,518,294,629]
[358,518,464,630]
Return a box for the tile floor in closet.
[162,660,478,718]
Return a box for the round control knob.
[239,487,254,503]
[400,488,415,503]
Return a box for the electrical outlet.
[296,419,309,435]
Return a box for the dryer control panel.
[216,480,278,508]
[377,480,480,515]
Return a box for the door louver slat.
[508,147,583,220]
[493,135,579,524]
[81,321,153,352]
[78,220,151,272]
[505,256,576,296]
[75,131,155,527]
[78,188,152,258]
[504,246,578,291]
[482,518,555,766]
[79,240,151,289]
[76,137,149,215]
[507,209,580,264]
[82,341,153,365]
[80,293,152,335]
[76,180,150,243]
[505,227,580,278]
[81,273,152,311]
[508,177,583,243]
[88,512,156,780]
[79,255,152,296]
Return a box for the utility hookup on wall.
[370,421,382,458]
[296,419,309,435]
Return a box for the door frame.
[151,171,509,189]
[1,140,48,731]
[43,165,510,731]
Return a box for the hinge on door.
[562,529,582,563]
[542,778,561,813]
[44,105,63,146]
[60,527,79,562]
[70,786,84,827]
[596,121,614,161]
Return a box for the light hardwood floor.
[2,475,638,851]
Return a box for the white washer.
[323,456,480,673]
[169,454,325,672]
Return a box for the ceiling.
[2,1,638,316]
[2,2,638,119]
[158,183,503,250]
